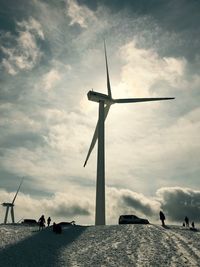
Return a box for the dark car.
[58,221,76,226]
[21,219,38,226]
[119,215,149,224]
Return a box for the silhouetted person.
[191,222,195,228]
[159,211,166,227]
[38,215,46,230]
[47,217,51,227]
[185,216,189,227]
[183,222,185,227]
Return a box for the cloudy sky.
[0,0,200,225]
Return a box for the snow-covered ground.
[0,224,199,266]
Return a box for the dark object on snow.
[53,222,56,232]
[118,215,149,224]
[190,228,198,232]
[47,217,51,227]
[159,211,166,226]
[53,222,62,234]
[38,215,46,230]
[190,221,197,231]
[21,219,38,226]
[183,222,185,227]
[190,222,197,232]
[185,216,189,227]
[162,225,170,229]
[58,221,76,226]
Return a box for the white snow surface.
[0,224,200,266]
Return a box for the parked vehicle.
[21,219,38,225]
[119,215,149,224]
[58,221,75,226]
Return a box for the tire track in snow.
[135,225,174,266]
[135,225,154,266]
[153,226,200,267]
[167,231,200,267]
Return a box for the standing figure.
[38,215,46,230]
[185,216,189,227]
[159,211,166,227]
[47,217,51,227]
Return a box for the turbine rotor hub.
[87,91,113,104]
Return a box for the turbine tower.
[2,178,24,224]
[84,41,174,226]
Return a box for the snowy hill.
[0,224,200,266]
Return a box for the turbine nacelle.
[2,202,14,207]
[87,90,113,104]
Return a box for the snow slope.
[0,224,199,266]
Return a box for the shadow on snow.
[0,225,88,266]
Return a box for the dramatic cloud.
[106,187,200,224]
[42,69,61,90]
[106,187,160,224]
[1,184,200,225]
[17,17,45,40]
[66,0,96,28]
[122,195,155,217]
[118,41,186,97]
[52,204,90,217]
[1,17,44,74]
[0,189,93,224]
[157,187,200,222]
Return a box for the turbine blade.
[84,122,98,167]
[84,104,111,167]
[12,177,24,204]
[104,40,112,98]
[114,97,175,103]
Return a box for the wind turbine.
[2,178,24,224]
[84,41,174,226]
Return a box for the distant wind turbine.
[2,178,24,224]
[84,41,174,226]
